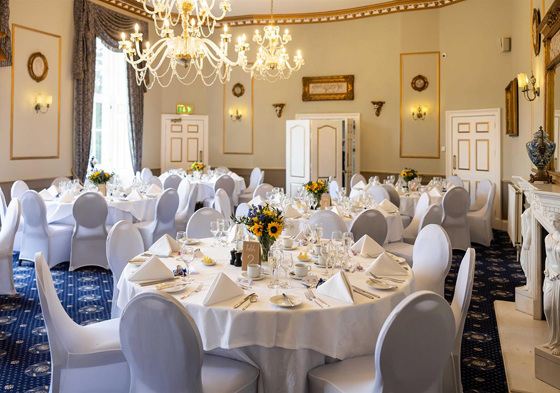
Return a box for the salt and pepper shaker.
[230,249,237,265]
[235,251,243,267]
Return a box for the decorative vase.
[97,184,107,196]
[526,126,556,183]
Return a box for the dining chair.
[119,291,259,393]
[350,174,366,190]
[238,168,263,204]
[51,177,71,187]
[253,183,273,200]
[441,187,471,251]
[349,209,388,245]
[467,179,496,246]
[134,189,179,249]
[69,192,109,271]
[402,192,430,244]
[203,174,235,210]
[163,174,182,191]
[444,248,475,393]
[0,200,21,295]
[419,204,443,230]
[258,170,265,185]
[308,291,456,393]
[366,185,390,204]
[11,180,29,200]
[214,188,232,220]
[381,184,400,208]
[216,166,230,173]
[235,203,251,218]
[186,208,224,238]
[0,186,7,226]
[34,252,130,393]
[308,210,347,239]
[469,178,492,212]
[141,168,153,184]
[175,178,191,214]
[412,224,452,297]
[447,175,464,188]
[175,183,199,232]
[147,176,163,189]
[329,179,341,200]
[106,220,145,318]
[20,190,73,267]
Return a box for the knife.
[282,293,295,307]
[139,277,177,287]
[368,277,397,289]
[234,293,255,309]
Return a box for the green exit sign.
[176,104,194,114]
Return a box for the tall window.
[90,38,133,184]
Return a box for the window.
[89,38,134,185]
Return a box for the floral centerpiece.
[232,204,284,262]
[304,180,328,209]
[400,168,418,182]
[190,161,205,172]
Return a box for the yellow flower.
[105,173,109,178]
[251,224,263,237]
[268,222,282,238]
[263,210,274,217]
[252,216,259,222]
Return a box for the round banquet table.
[44,194,158,225]
[116,239,415,393]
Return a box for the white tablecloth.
[116,239,414,393]
[399,193,443,218]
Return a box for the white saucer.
[289,271,306,280]
[242,272,265,281]
[185,238,200,245]
[365,278,395,290]
[270,295,303,308]
[313,261,327,269]
[283,246,298,251]
[159,283,188,293]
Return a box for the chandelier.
[118,0,250,87]
[243,0,304,81]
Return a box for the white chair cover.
[176,178,191,213]
[419,204,443,231]
[70,192,109,271]
[34,252,130,393]
[329,180,341,200]
[214,188,232,220]
[308,210,347,239]
[367,185,390,204]
[467,179,496,247]
[349,209,388,246]
[441,187,471,251]
[381,184,400,208]
[147,176,163,189]
[350,174,366,189]
[247,168,262,192]
[235,203,251,218]
[259,171,265,185]
[0,200,20,294]
[52,177,71,187]
[163,174,182,191]
[11,180,29,200]
[469,178,490,212]
[0,186,7,224]
[119,291,259,393]
[402,192,430,244]
[412,224,452,296]
[175,183,199,232]
[444,248,475,393]
[203,175,235,209]
[186,208,224,239]
[447,175,464,188]
[253,183,273,200]
[141,168,153,184]
[20,191,73,267]
[135,189,179,249]
[308,291,456,393]
[217,166,230,172]
[106,220,145,318]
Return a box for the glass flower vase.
[259,236,276,263]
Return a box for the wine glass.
[280,253,294,289]
[388,175,396,185]
[217,219,227,246]
[176,231,186,248]
[340,187,347,198]
[314,224,323,242]
[331,230,343,249]
[210,221,219,247]
[180,245,195,282]
[267,250,280,290]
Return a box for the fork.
[181,283,203,300]
[304,290,323,308]
[308,288,330,307]
[369,273,405,283]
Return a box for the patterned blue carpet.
[0,230,522,392]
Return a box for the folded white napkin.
[294,230,307,242]
[379,199,399,214]
[126,189,143,201]
[249,195,266,206]
[284,204,300,219]
[227,224,241,243]
[149,234,180,257]
[446,182,456,190]
[202,271,245,306]
[129,255,174,281]
[195,249,206,258]
[39,189,54,201]
[48,185,60,196]
[366,252,408,276]
[429,188,443,198]
[351,235,385,258]
[146,184,162,195]
[316,271,354,303]
[58,192,74,203]
[353,180,367,190]
[330,206,344,217]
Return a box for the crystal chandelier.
[118,0,250,87]
[243,0,304,81]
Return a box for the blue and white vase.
[526,126,556,183]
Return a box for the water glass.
[267,250,280,290]
[176,231,186,247]
[180,245,195,282]
[210,221,219,247]
[314,224,323,242]
[280,253,293,289]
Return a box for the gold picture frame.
[27,52,48,82]
[505,78,519,137]
[302,75,354,101]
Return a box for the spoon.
[242,294,258,310]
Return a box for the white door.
[286,120,311,197]
[446,109,501,227]
[161,115,208,172]
[310,120,344,184]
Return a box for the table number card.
[242,241,260,271]
[320,194,331,210]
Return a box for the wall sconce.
[371,101,385,117]
[35,94,52,114]
[412,106,427,121]
[229,109,242,122]
[517,72,540,101]
[272,103,285,118]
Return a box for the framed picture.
[302,75,354,101]
[505,78,519,137]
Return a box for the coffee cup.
[317,255,327,266]
[313,244,323,255]
[294,263,311,277]
[282,237,294,248]
[247,264,263,278]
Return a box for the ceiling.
[102,0,466,25]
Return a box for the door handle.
[199,150,202,162]
[453,155,457,170]
[170,118,182,123]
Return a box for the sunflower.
[268,222,282,238]
[251,224,263,237]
